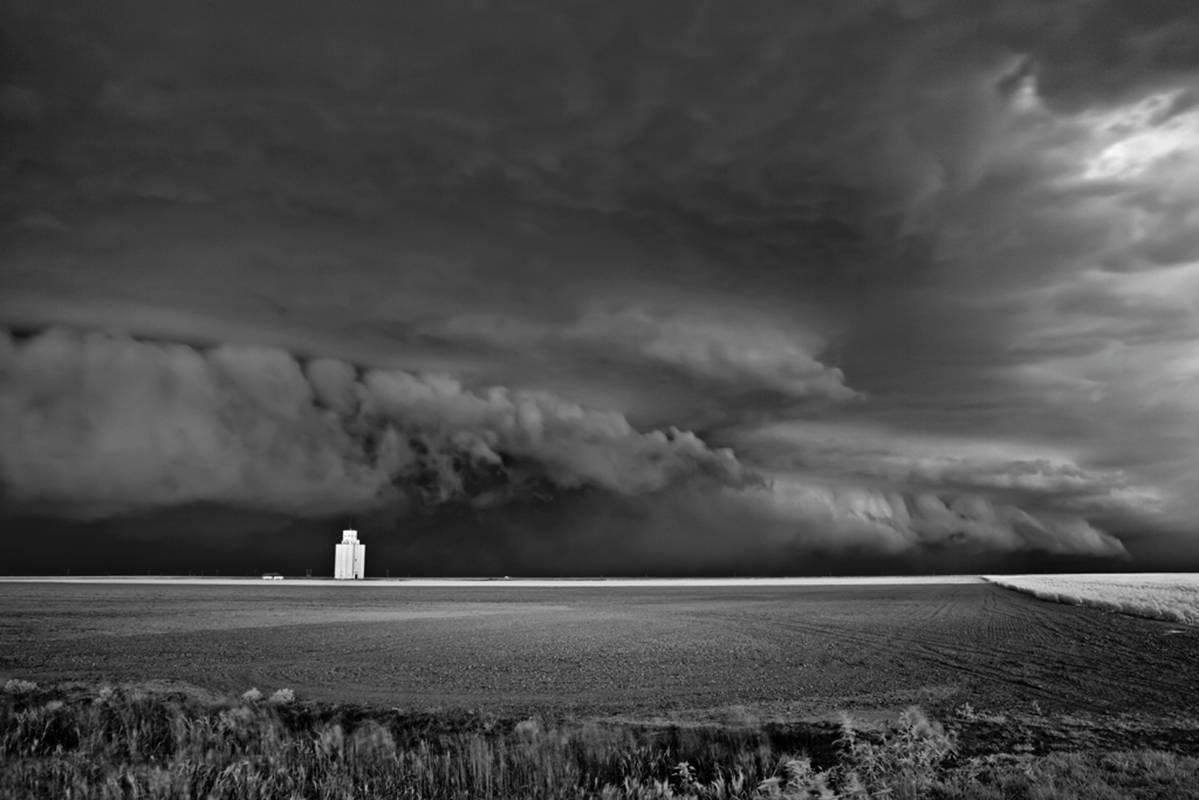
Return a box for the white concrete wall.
[353,543,365,579]
[334,542,365,579]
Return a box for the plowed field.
[2,580,1196,721]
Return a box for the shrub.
[267,688,295,705]
[836,707,956,799]
[3,679,38,695]
[755,757,838,798]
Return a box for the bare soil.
[2,581,1196,733]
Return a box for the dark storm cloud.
[3,1,1196,240]
[471,479,1129,576]
[2,0,1198,568]
[0,0,1015,293]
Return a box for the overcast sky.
[2,0,1197,575]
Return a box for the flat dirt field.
[2,580,1196,726]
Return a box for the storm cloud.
[2,0,1198,572]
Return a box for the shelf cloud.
[0,326,1135,567]
[0,328,754,518]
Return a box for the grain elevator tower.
[334,530,365,580]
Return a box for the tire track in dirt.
[974,586,1197,713]
[683,584,1057,708]
[785,587,1071,708]
[699,584,1197,716]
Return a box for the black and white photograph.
[2,1,1198,797]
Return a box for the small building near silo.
[334,530,365,580]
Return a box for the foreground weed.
[4,681,1198,799]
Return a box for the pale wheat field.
[985,573,1199,625]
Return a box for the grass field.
[3,578,1198,797]
[984,573,1199,625]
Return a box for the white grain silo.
[334,530,366,580]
